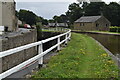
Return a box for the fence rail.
[0,29,71,80]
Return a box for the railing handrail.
[0,29,71,58]
[0,29,71,79]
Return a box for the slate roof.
[48,23,56,27]
[75,16,102,23]
[57,23,68,27]
[48,23,68,27]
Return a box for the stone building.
[74,16,111,31]
[0,0,38,75]
[0,0,17,32]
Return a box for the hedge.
[110,27,120,33]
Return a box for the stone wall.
[74,22,95,31]
[0,29,37,73]
[0,1,17,31]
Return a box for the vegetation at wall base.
[32,33,118,79]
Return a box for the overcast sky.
[16,0,120,19]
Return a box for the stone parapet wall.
[0,29,37,73]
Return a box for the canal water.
[87,33,120,56]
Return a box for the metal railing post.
[38,43,43,68]
[57,37,60,51]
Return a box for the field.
[33,33,118,79]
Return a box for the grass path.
[33,33,118,79]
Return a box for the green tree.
[60,14,68,23]
[53,15,61,23]
[36,16,48,25]
[84,2,106,16]
[48,19,55,23]
[42,19,48,25]
[103,2,120,26]
[18,9,37,25]
[66,3,83,24]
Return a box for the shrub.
[110,27,120,33]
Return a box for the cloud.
[16,2,69,19]
[16,0,120,19]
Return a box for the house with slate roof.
[74,16,111,31]
[48,23,68,27]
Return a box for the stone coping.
[0,28,35,39]
[72,30,120,36]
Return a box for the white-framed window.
[80,23,85,26]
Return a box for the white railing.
[0,29,71,80]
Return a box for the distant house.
[48,23,68,27]
[74,16,111,31]
[48,23,56,27]
[0,0,17,31]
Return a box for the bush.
[110,27,120,33]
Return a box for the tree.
[84,2,106,16]
[36,16,48,25]
[18,9,37,25]
[48,19,55,23]
[53,15,61,23]
[52,14,68,23]
[60,14,68,23]
[42,19,48,25]
[66,3,83,24]
[103,2,120,26]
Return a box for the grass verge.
[32,33,118,79]
[89,31,120,34]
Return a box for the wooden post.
[57,37,60,51]
[38,43,43,68]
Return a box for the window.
[80,23,85,26]
[80,23,82,26]
[83,23,84,26]
[106,24,108,27]
[96,24,99,27]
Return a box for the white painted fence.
[0,29,71,80]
